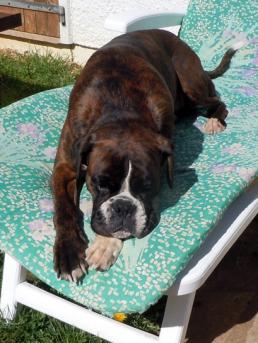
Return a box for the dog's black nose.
[111,199,135,217]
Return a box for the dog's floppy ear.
[75,134,95,209]
[157,135,174,188]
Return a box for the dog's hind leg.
[171,44,228,134]
[201,95,228,134]
[197,79,228,134]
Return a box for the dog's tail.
[207,40,245,79]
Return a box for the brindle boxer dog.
[52,29,238,282]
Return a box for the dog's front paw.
[86,235,123,271]
[54,232,88,282]
[203,118,226,134]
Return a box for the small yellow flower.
[113,312,127,322]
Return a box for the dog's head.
[76,125,173,239]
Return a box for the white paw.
[86,235,123,271]
[80,199,93,216]
[203,118,226,134]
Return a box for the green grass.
[0,49,81,108]
[0,50,165,342]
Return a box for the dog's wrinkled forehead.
[86,142,157,195]
[87,144,129,193]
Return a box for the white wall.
[70,0,190,48]
[0,0,190,65]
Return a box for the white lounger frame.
[1,11,258,343]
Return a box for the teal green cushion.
[0,0,257,317]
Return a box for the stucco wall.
[70,0,190,48]
[0,0,191,65]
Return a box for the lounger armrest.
[104,10,186,33]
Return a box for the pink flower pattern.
[43,147,57,160]
[39,199,54,212]
[222,143,245,155]
[18,123,39,138]
[237,167,256,182]
[212,164,237,174]
[29,219,54,241]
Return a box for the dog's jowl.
[52,29,238,282]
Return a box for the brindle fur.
[52,29,233,281]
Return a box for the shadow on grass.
[0,50,81,108]
[0,75,52,108]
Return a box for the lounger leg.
[159,291,196,343]
[0,253,27,321]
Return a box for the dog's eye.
[92,175,110,192]
[97,185,109,193]
[142,180,152,191]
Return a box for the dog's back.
[69,30,178,137]
[52,29,238,282]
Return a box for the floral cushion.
[0,0,257,317]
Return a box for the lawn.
[0,50,81,107]
[0,50,165,343]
